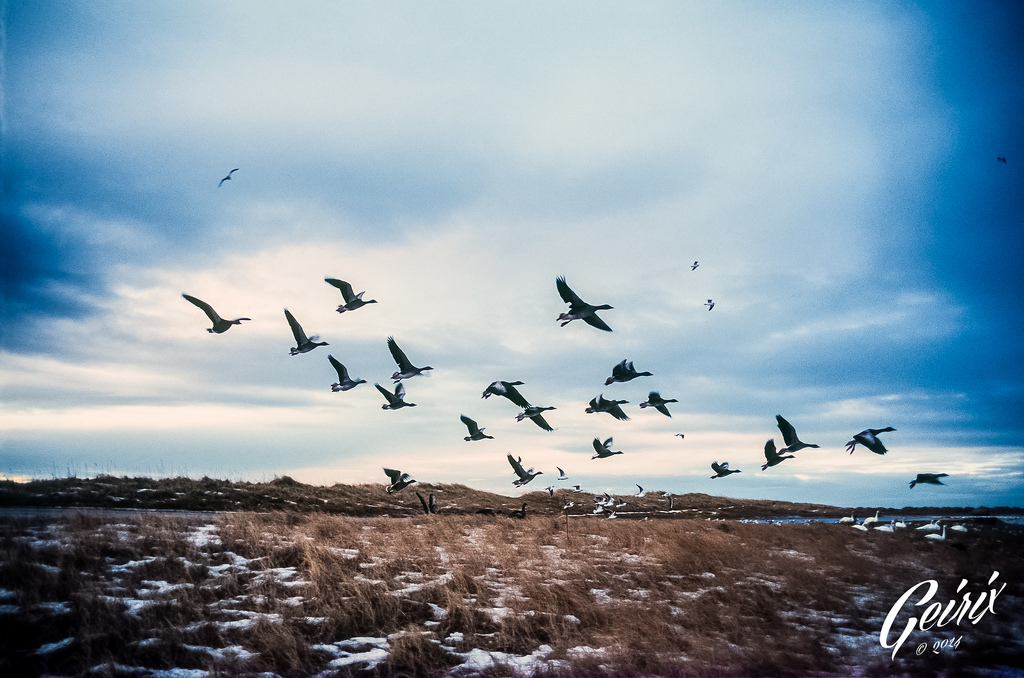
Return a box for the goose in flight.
[387,336,432,381]
[775,415,819,453]
[285,309,328,355]
[182,294,250,333]
[327,355,366,392]
[556,467,569,481]
[556,276,613,331]
[515,405,555,431]
[705,299,715,311]
[997,157,1007,163]
[460,414,493,441]
[218,168,239,187]
[710,461,741,479]
[585,394,630,421]
[507,454,542,486]
[691,261,699,271]
[675,433,685,440]
[845,427,896,455]
[760,439,794,471]
[640,392,678,417]
[909,473,948,489]
[482,380,531,408]
[325,278,377,313]
[383,467,415,493]
[916,519,941,532]
[509,503,528,519]
[605,359,653,385]
[592,437,623,459]
[874,520,897,533]
[375,382,416,410]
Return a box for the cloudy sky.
[2,1,1022,508]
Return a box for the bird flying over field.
[327,355,366,392]
[640,392,678,417]
[460,415,493,441]
[556,467,569,481]
[909,473,949,489]
[605,359,653,385]
[387,336,432,381]
[218,168,238,187]
[383,468,415,493]
[845,427,896,455]
[761,439,794,471]
[181,294,250,334]
[325,278,377,313]
[591,437,623,459]
[375,382,415,410]
[507,454,543,486]
[710,461,741,479]
[585,394,630,421]
[775,415,819,453]
[285,309,327,355]
[556,276,613,331]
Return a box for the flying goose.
[218,168,238,187]
[375,382,416,410]
[605,359,653,385]
[640,392,678,417]
[775,415,819,453]
[556,467,569,481]
[482,380,531,408]
[515,405,555,431]
[705,299,715,311]
[509,503,528,519]
[507,454,542,486]
[285,309,328,355]
[839,511,856,524]
[555,276,613,331]
[909,473,948,489]
[691,261,699,271]
[760,439,794,471]
[327,355,366,392]
[182,294,251,333]
[997,157,1007,163]
[585,394,630,421]
[383,467,415,493]
[851,521,870,532]
[845,427,896,455]
[591,437,623,460]
[635,484,646,497]
[325,278,377,313]
[460,414,493,441]
[387,337,432,381]
[949,523,967,532]
[924,525,947,541]
[710,461,741,479]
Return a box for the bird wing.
[592,438,604,454]
[328,354,347,379]
[416,492,430,514]
[375,383,398,404]
[556,276,586,306]
[383,467,402,483]
[284,309,309,343]
[501,383,531,408]
[182,294,222,323]
[763,438,778,460]
[655,404,672,417]
[387,336,413,371]
[460,414,480,435]
[507,454,527,478]
[583,314,613,332]
[529,413,554,431]
[324,278,355,302]
[775,415,799,446]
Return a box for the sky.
[2,0,1023,509]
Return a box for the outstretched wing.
[530,413,553,431]
[383,467,402,483]
[375,383,397,404]
[556,276,586,306]
[182,294,221,323]
[284,309,308,344]
[460,414,481,436]
[775,415,798,447]
[324,278,355,302]
[763,438,777,460]
[583,313,613,332]
[507,454,526,478]
[592,438,604,454]
[387,336,413,371]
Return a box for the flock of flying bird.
[181,169,954,514]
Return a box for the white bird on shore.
[328,355,366,392]
[862,510,881,526]
[383,468,415,493]
[375,382,415,410]
[924,526,947,541]
[875,520,897,533]
[839,511,856,524]
[635,484,646,498]
[894,518,908,529]
[556,276,613,331]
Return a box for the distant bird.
[515,405,556,432]
[375,382,416,410]
[324,278,377,313]
[924,526,947,541]
[545,486,555,496]
[862,510,881,526]
[181,294,250,333]
[571,485,582,492]
[916,519,941,532]
[482,380,531,408]
[894,518,908,529]
[635,484,646,497]
[640,392,678,417]
[875,520,896,533]
[839,511,856,524]
[592,437,623,460]
[691,261,699,271]
[327,355,366,392]
[605,359,653,385]
[509,503,528,519]
[507,454,542,486]
[760,439,794,471]
[556,467,569,481]
[710,461,741,479]
[949,523,967,533]
[997,157,1007,163]
[775,415,819,453]
[218,168,238,187]
[585,394,630,421]
[383,468,415,493]
[285,309,328,355]
[675,433,685,440]
[555,276,613,331]
[910,473,948,489]
[387,336,432,381]
[416,492,438,515]
[845,427,896,455]
[460,415,493,441]
[705,299,715,311]
[851,521,870,532]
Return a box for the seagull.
[916,519,941,532]
[218,168,238,187]
[285,309,328,355]
[181,294,250,333]
[949,523,967,532]
[760,439,794,471]
[710,461,741,479]
[705,299,715,311]
[846,427,896,455]
[894,518,908,529]
[556,467,569,481]
[555,276,613,331]
[387,336,432,381]
[924,525,947,541]
[507,454,543,487]
[375,382,416,410]
[509,503,528,519]
[327,355,366,392]
[640,392,678,417]
[324,278,377,313]
[775,415,819,453]
[515,405,555,431]
[635,484,646,498]
[591,437,623,460]
[585,394,630,421]
[383,468,415,493]
[691,261,699,271]
[482,380,531,408]
[874,520,896,533]
[851,521,870,532]
[910,473,948,489]
[460,414,493,441]
[605,359,653,385]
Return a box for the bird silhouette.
[556,276,613,331]
[218,168,239,187]
[482,380,531,408]
[327,355,366,391]
[285,309,327,355]
[375,382,416,410]
[775,415,819,453]
[705,299,715,311]
[182,294,250,333]
[387,337,432,381]
[591,437,623,459]
[585,394,630,421]
[710,461,741,479]
[383,468,415,493]
[761,439,794,470]
[507,454,542,486]
[997,157,1007,163]
[691,261,699,271]
[460,414,493,441]
[909,473,948,489]
[515,405,555,431]
[605,359,653,385]
[325,278,377,313]
[640,392,678,417]
[845,427,896,455]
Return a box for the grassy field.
[0,478,1022,677]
